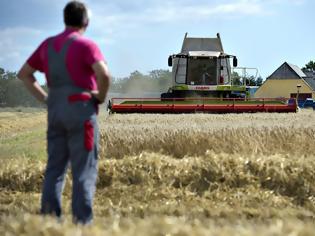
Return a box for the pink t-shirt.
[27,28,105,90]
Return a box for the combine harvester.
[109,33,297,113]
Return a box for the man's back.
[28,28,104,90]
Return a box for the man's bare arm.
[17,63,48,103]
[91,61,111,103]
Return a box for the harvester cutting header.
[109,33,297,113]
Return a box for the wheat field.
[1,108,315,235]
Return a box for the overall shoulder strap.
[59,35,78,58]
[47,35,78,58]
[47,37,57,56]
[47,35,79,89]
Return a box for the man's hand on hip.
[17,63,48,104]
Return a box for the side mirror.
[233,57,238,67]
[168,56,173,67]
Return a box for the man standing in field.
[17,1,110,224]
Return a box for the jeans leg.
[68,115,98,224]
[41,125,69,217]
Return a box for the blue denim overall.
[40,36,99,224]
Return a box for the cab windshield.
[186,58,217,85]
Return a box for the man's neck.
[65,26,85,34]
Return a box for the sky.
[0,0,314,83]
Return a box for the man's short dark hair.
[64,1,89,28]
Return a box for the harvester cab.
[162,33,245,99]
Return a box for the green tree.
[231,72,242,85]
[0,67,5,77]
[0,67,44,107]
[120,71,149,94]
[256,76,263,86]
[302,60,315,72]
[113,70,172,94]
[129,70,145,80]
[244,76,264,86]
[109,77,124,92]
[246,76,257,86]
[0,67,7,105]
[149,69,172,91]
[149,69,170,80]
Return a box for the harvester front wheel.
[161,92,174,101]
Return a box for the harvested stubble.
[1,109,315,235]
[0,108,46,139]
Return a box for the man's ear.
[83,19,89,28]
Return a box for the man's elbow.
[17,63,36,81]
[17,69,24,80]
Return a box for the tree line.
[110,70,172,94]
[0,67,172,107]
[1,60,313,107]
[231,72,263,86]
[0,67,260,107]
[302,60,315,72]
[0,68,47,107]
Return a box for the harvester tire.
[161,92,174,101]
